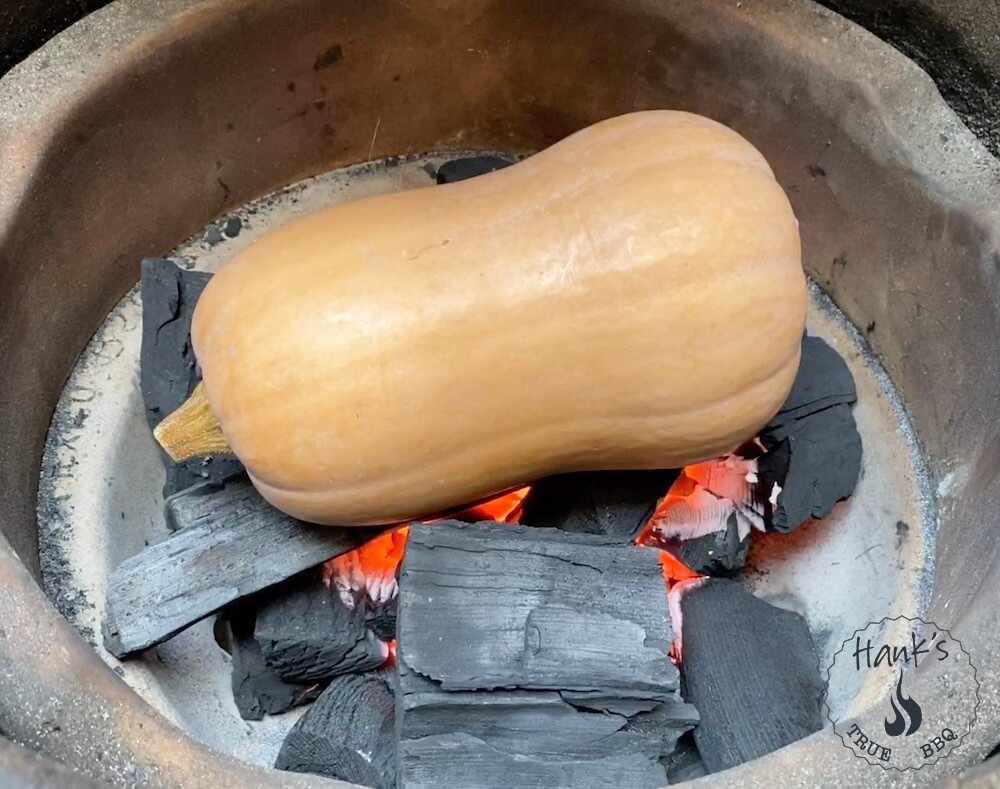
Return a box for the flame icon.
[884,671,923,737]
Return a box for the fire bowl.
[1,0,998,787]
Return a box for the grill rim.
[1,0,999,786]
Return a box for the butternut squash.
[156,111,806,525]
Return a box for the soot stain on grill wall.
[36,367,102,645]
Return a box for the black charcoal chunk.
[275,670,395,788]
[223,216,243,238]
[363,600,397,641]
[396,522,697,789]
[759,403,862,533]
[521,470,677,540]
[216,611,321,721]
[661,512,751,575]
[769,335,857,427]
[435,155,515,184]
[104,478,382,658]
[678,578,824,773]
[139,257,243,495]
[139,257,210,428]
[662,732,708,784]
[254,572,387,682]
[756,336,862,533]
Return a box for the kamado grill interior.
[0,1,998,788]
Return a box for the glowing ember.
[324,526,409,606]
[666,576,707,663]
[454,486,530,523]
[637,453,776,552]
[656,547,701,585]
[323,487,531,606]
[634,452,777,662]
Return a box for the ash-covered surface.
[35,289,150,645]
[37,436,96,643]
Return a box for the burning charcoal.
[664,513,750,575]
[521,470,678,540]
[677,578,824,772]
[638,455,762,575]
[103,478,383,658]
[140,258,243,495]
[435,154,515,184]
[275,670,395,788]
[642,336,863,550]
[324,527,406,609]
[254,571,389,682]
[363,600,397,641]
[216,609,321,721]
[396,521,698,789]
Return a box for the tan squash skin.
[191,111,806,525]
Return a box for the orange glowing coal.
[634,449,775,662]
[323,487,531,606]
[327,459,758,667]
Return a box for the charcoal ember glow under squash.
[155,110,806,525]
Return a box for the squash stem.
[153,382,232,461]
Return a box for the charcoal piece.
[678,578,824,773]
[400,734,670,789]
[163,479,227,531]
[435,154,515,184]
[275,670,395,788]
[759,403,862,533]
[769,335,857,427]
[521,470,678,540]
[139,257,243,495]
[663,732,707,783]
[223,216,242,238]
[396,522,697,789]
[660,512,751,575]
[103,478,383,658]
[254,572,387,682]
[216,610,321,721]
[752,335,862,533]
[363,599,397,641]
[139,258,209,427]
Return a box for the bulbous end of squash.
[153,382,232,461]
